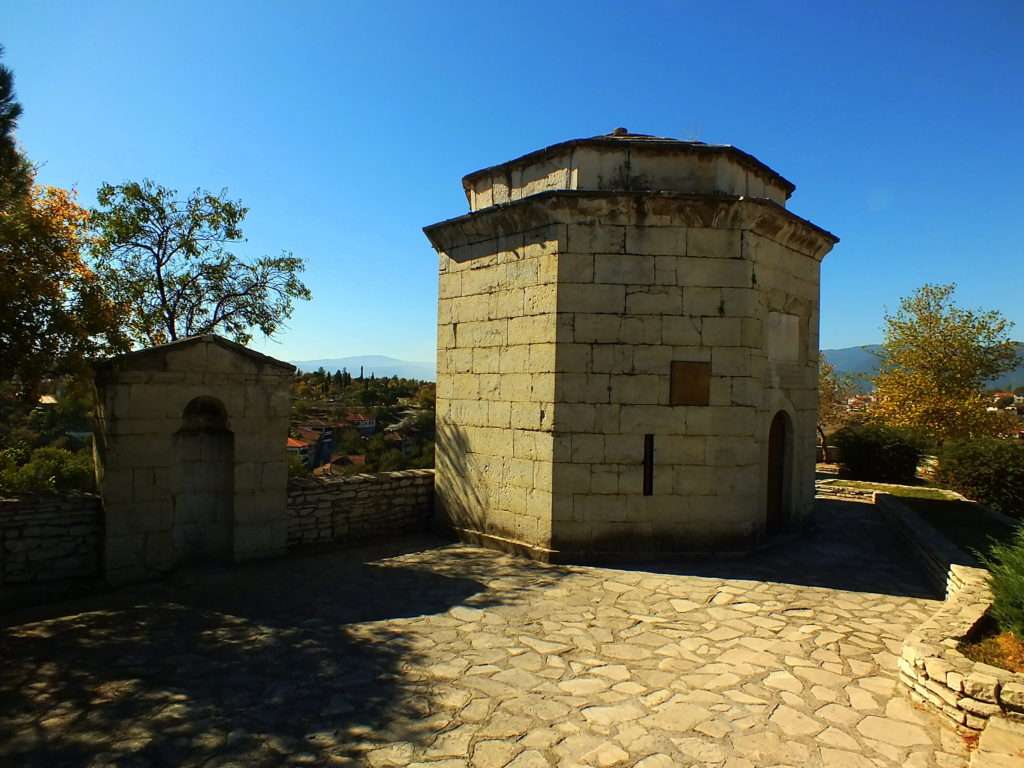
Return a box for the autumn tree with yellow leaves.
[817,354,854,461]
[0,49,126,395]
[871,283,1019,442]
[0,185,127,392]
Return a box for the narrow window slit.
[642,434,654,496]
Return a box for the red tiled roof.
[287,437,309,449]
[295,428,322,443]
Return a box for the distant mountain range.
[294,345,1024,389]
[291,355,436,381]
[823,343,1024,392]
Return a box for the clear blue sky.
[6,1,1023,363]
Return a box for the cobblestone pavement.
[1,499,970,767]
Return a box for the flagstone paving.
[1,498,970,767]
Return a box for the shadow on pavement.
[618,497,940,600]
[0,535,564,767]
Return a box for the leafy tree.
[0,445,95,494]
[0,185,127,392]
[378,449,406,472]
[817,354,853,461]
[871,283,1019,442]
[0,46,31,209]
[939,438,1024,519]
[415,382,436,409]
[0,49,120,393]
[89,179,311,346]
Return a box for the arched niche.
[172,396,234,562]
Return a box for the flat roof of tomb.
[94,334,295,372]
[461,129,797,199]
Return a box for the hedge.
[831,424,924,483]
[0,446,95,495]
[939,438,1024,519]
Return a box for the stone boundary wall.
[875,492,981,598]
[814,481,875,504]
[877,493,1024,762]
[286,469,434,548]
[0,493,102,586]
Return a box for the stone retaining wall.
[814,481,875,503]
[0,493,102,586]
[286,469,434,548]
[876,492,979,598]
[878,493,1024,762]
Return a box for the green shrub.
[939,439,1024,519]
[0,446,95,494]
[832,424,923,483]
[287,452,310,479]
[979,526,1024,638]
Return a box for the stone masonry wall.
[432,193,830,559]
[435,226,562,553]
[0,493,101,586]
[746,230,821,527]
[286,470,434,548]
[547,215,821,555]
[548,221,757,552]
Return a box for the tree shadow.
[433,419,488,537]
[614,497,940,600]
[0,535,566,767]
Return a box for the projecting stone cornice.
[423,190,839,262]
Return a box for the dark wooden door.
[766,412,787,535]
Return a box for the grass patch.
[959,616,1024,673]
[829,479,951,501]
[899,496,1018,562]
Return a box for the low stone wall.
[876,492,980,598]
[286,469,434,548]
[878,493,1024,762]
[0,493,102,586]
[897,583,1023,732]
[814,480,875,504]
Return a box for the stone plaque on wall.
[669,361,711,406]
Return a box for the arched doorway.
[766,410,791,535]
[173,397,234,563]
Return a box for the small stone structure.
[0,470,436,600]
[286,469,434,548]
[0,493,101,586]
[424,130,838,560]
[93,335,294,583]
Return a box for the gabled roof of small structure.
[93,334,295,372]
